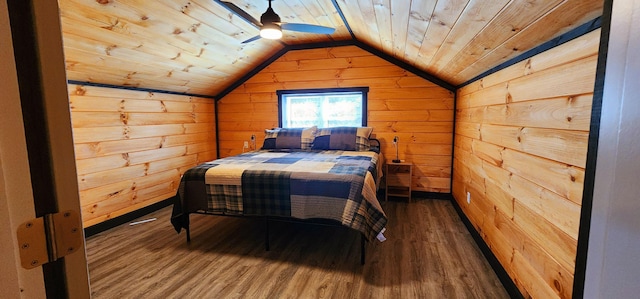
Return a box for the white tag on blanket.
[376,227,387,242]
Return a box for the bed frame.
[177,139,382,265]
[182,213,368,264]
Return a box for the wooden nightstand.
[385,162,413,202]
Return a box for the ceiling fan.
[220,0,336,43]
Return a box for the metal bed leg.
[185,213,191,243]
[265,217,270,251]
[361,233,366,265]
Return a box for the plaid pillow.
[261,126,317,150]
[312,127,373,151]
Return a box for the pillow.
[261,126,317,150]
[312,127,373,151]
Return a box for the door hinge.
[16,210,83,269]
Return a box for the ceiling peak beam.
[330,0,355,40]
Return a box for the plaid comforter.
[171,150,387,241]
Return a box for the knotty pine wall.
[217,45,455,193]
[452,29,600,299]
[68,84,216,228]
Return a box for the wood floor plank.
[86,198,509,298]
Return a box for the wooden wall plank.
[367,121,453,133]
[217,121,279,132]
[501,149,585,205]
[70,96,214,113]
[453,31,598,298]
[368,98,454,111]
[369,110,453,122]
[481,95,593,131]
[480,124,589,167]
[69,84,216,228]
[82,192,174,227]
[75,154,129,176]
[457,83,509,108]
[68,84,213,103]
[509,175,581,239]
[512,201,577,272]
[78,164,148,191]
[507,56,599,103]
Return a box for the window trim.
[276,87,369,128]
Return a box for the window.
[277,87,368,128]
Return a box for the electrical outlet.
[466,192,471,204]
[243,141,249,148]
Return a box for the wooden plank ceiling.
[58,0,603,96]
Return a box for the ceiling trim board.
[449,89,458,199]
[286,39,356,50]
[66,80,217,99]
[457,16,603,89]
[215,100,220,158]
[331,0,355,39]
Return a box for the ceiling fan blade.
[241,35,262,44]
[280,23,336,34]
[219,1,262,28]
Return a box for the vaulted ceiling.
[58,0,603,97]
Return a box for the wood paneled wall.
[217,45,455,193]
[68,84,216,228]
[452,29,600,299]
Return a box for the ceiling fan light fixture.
[260,23,282,39]
[224,0,336,44]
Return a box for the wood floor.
[85,198,509,298]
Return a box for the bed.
[170,126,388,264]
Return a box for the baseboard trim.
[412,191,453,200]
[449,196,524,299]
[84,197,174,238]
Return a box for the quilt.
[170,149,387,241]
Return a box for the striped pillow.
[261,126,317,150]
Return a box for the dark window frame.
[276,87,369,128]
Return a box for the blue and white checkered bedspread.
[171,149,387,241]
